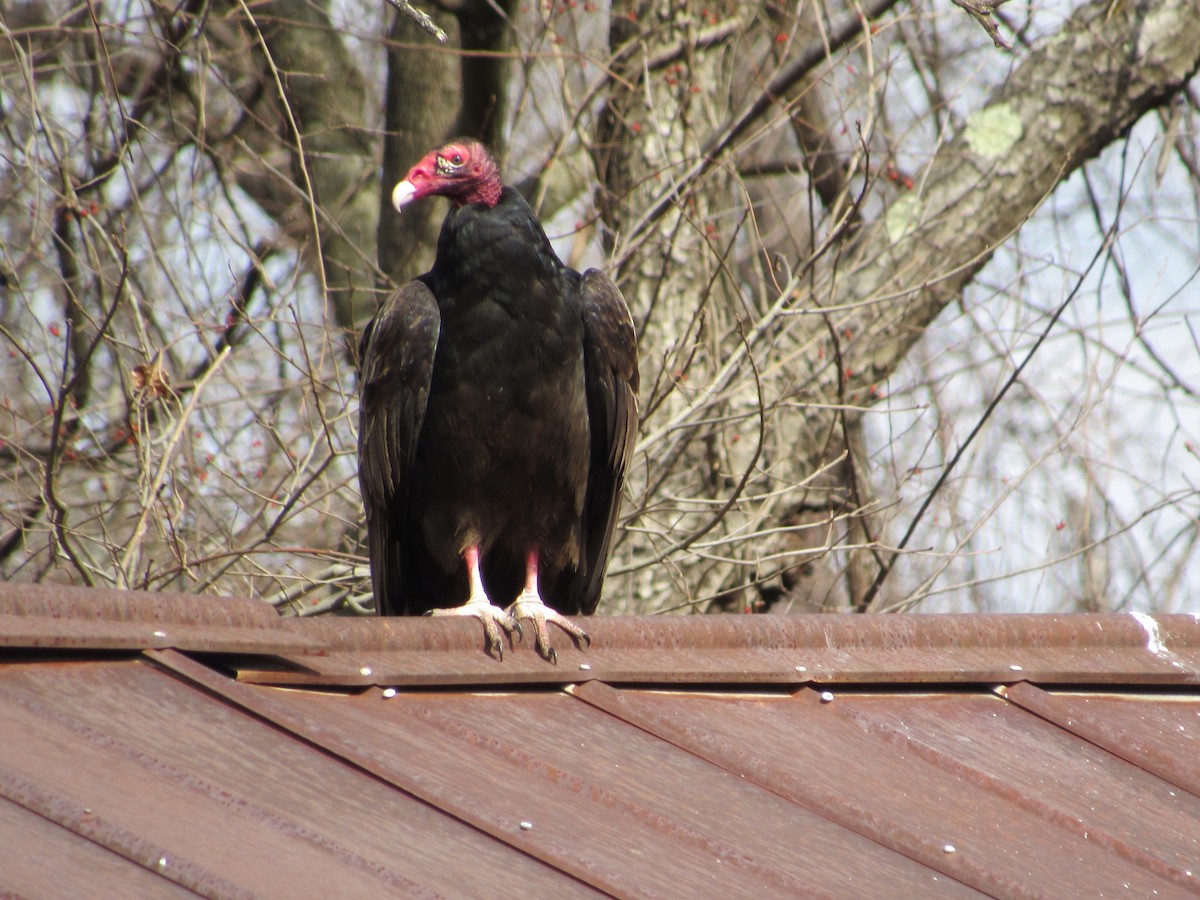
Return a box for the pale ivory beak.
[392,180,417,211]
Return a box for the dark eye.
[435,152,465,176]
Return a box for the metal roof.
[1,582,1198,897]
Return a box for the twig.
[857,219,1117,612]
[643,17,743,73]
[188,240,276,383]
[950,0,1012,51]
[116,346,232,589]
[614,0,901,274]
[237,0,330,307]
[383,0,447,44]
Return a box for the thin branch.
[236,0,331,306]
[115,346,232,589]
[614,0,901,271]
[858,220,1118,612]
[950,0,1013,51]
[383,0,447,44]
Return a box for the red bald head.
[391,139,503,211]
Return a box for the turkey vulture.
[358,139,639,661]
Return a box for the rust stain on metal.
[3,583,1200,896]
[3,584,1200,686]
[151,650,979,898]
[572,682,1194,897]
[0,655,600,897]
[1002,682,1200,797]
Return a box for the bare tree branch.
[950,0,1012,51]
[383,0,448,44]
[833,0,1200,396]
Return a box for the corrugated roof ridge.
[3,583,279,628]
[285,611,1200,653]
[3,585,1200,688]
[4,583,1199,655]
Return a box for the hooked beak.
[391,180,417,212]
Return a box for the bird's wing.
[357,280,441,614]
[578,268,640,613]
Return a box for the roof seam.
[142,649,622,897]
[998,682,1200,800]
[568,681,1008,895]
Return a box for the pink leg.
[506,548,591,663]
[465,545,489,604]
[426,544,520,659]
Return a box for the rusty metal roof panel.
[3,584,1200,686]
[0,613,321,654]
[3,582,1200,895]
[147,651,980,898]
[0,658,602,897]
[0,795,195,898]
[240,609,1200,687]
[1,582,279,626]
[0,583,318,654]
[572,682,1200,896]
[240,642,1200,687]
[819,690,1200,880]
[1001,682,1200,797]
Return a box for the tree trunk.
[238,0,382,332]
[597,0,1200,613]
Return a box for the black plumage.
[358,139,639,660]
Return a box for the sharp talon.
[426,593,521,661]
[505,591,594,662]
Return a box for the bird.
[357,138,639,662]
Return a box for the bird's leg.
[507,549,591,664]
[427,545,520,660]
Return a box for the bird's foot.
[427,597,522,660]
[506,591,591,664]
